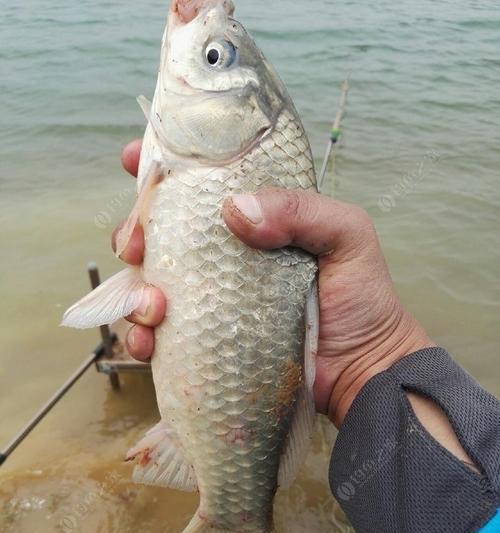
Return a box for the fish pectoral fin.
[278,281,319,489]
[115,160,164,258]
[137,95,152,121]
[127,420,198,492]
[61,268,146,329]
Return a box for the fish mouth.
[171,0,235,24]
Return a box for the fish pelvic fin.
[277,280,318,489]
[61,268,146,329]
[127,420,198,492]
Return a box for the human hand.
[113,140,167,361]
[116,140,434,427]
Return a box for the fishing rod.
[0,263,116,467]
[318,77,350,194]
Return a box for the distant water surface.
[1,1,499,531]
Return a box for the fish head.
[155,0,290,163]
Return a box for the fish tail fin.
[61,268,147,329]
[183,511,271,533]
[182,513,211,533]
[182,512,229,533]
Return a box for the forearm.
[329,347,500,533]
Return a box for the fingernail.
[128,325,136,348]
[231,194,263,224]
[135,287,151,319]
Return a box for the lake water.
[1,0,499,531]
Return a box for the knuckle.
[266,188,311,221]
[264,187,303,218]
[348,206,375,234]
[282,189,302,218]
[261,188,303,219]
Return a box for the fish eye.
[205,41,237,69]
[207,48,220,65]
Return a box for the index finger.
[121,139,143,178]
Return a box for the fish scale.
[143,107,317,531]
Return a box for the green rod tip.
[331,128,341,141]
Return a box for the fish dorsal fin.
[61,268,146,329]
[127,421,198,492]
[278,281,319,489]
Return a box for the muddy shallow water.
[1,0,499,531]
[0,372,351,532]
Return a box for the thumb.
[222,188,373,256]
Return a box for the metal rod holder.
[87,262,120,390]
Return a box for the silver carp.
[63,1,319,531]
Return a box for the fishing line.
[318,74,351,195]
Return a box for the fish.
[62,0,319,531]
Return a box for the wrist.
[328,308,435,428]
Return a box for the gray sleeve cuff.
[329,347,500,533]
